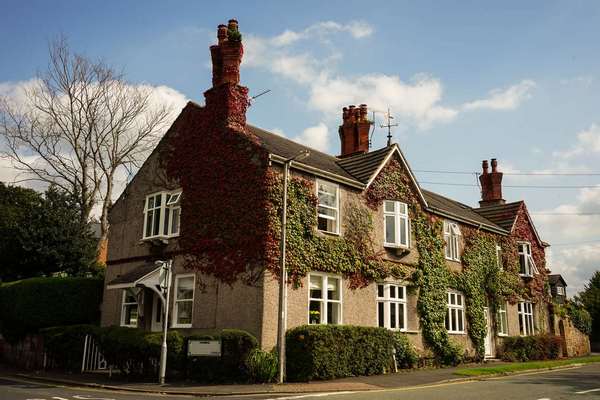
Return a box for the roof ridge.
[421,188,476,210]
[475,200,524,210]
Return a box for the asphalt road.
[1,363,600,400]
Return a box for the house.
[548,274,568,304]
[101,19,563,360]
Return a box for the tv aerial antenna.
[249,89,271,105]
[380,108,398,146]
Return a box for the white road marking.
[73,395,116,400]
[576,388,600,394]
[265,392,355,400]
[51,397,69,400]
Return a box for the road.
[1,363,600,400]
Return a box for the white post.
[158,259,172,385]
[277,161,290,384]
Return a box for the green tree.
[0,182,99,281]
[576,271,600,342]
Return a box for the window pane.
[125,305,138,326]
[309,300,321,324]
[309,275,322,299]
[318,183,336,207]
[171,208,180,235]
[378,302,385,327]
[153,208,161,235]
[327,302,340,324]
[327,278,340,300]
[377,284,384,298]
[146,210,153,237]
[458,310,464,331]
[519,255,527,274]
[177,301,192,325]
[390,285,396,299]
[451,309,457,331]
[177,277,194,300]
[155,194,162,207]
[398,286,405,300]
[163,208,171,236]
[390,303,396,328]
[399,217,407,246]
[457,294,462,306]
[384,201,395,213]
[398,303,405,330]
[385,215,396,243]
[398,202,407,215]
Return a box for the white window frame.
[308,273,342,325]
[497,301,508,336]
[376,283,407,331]
[383,201,410,248]
[556,286,565,296]
[446,291,465,334]
[120,289,139,328]
[518,242,537,277]
[142,190,182,240]
[518,301,535,336]
[172,274,195,328]
[444,221,461,261]
[496,244,503,270]
[316,180,340,235]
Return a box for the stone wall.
[555,316,591,357]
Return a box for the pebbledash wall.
[101,18,573,359]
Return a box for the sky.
[1,0,600,295]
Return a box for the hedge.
[0,277,103,342]
[500,334,563,362]
[286,325,395,381]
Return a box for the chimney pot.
[482,160,489,174]
[217,24,227,44]
[491,158,498,172]
[210,19,243,87]
[228,19,239,31]
[339,104,370,157]
[479,158,505,206]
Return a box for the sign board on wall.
[187,340,222,357]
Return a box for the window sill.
[497,333,508,337]
[445,257,461,262]
[172,324,192,329]
[448,331,466,335]
[317,229,340,236]
[121,324,137,328]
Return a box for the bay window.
[497,301,508,336]
[173,274,195,328]
[143,190,182,239]
[309,274,342,324]
[377,283,407,330]
[518,242,537,277]
[317,181,339,234]
[444,221,461,261]
[445,291,465,334]
[518,301,535,336]
[120,288,139,327]
[383,201,410,248]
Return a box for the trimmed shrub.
[246,348,278,383]
[286,325,395,381]
[393,332,419,369]
[0,277,103,342]
[500,334,563,362]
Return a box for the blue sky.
[1,0,600,293]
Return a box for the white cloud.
[462,80,536,111]
[292,123,329,152]
[553,124,600,159]
[560,75,595,87]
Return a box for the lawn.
[455,355,600,376]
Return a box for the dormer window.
[443,221,461,261]
[317,180,339,234]
[384,201,409,248]
[518,242,537,277]
[143,190,182,239]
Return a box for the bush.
[0,277,103,342]
[246,348,278,383]
[393,332,419,369]
[500,334,563,362]
[286,325,395,381]
[185,329,259,383]
[565,303,592,335]
[42,324,100,371]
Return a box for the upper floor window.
[384,201,409,248]
[518,242,537,277]
[143,190,181,239]
[173,274,195,328]
[497,301,508,336]
[309,273,342,325]
[377,283,407,331]
[496,244,503,270]
[317,180,339,234]
[120,288,139,327]
[444,221,461,261]
[518,301,534,336]
[556,286,565,296]
[445,291,465,334]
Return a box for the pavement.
[1,363,600,399]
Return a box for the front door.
[483,307,494,358]
[151,292,163,332]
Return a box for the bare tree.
[0,37,172,246]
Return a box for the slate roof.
[422,189,507,233]
[548,274,567,287]
[107,263,159,287]
[337,146,394,183]
[474,201,523,232]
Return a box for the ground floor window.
[309,273,342,325]
[376,283,407,331]
[120,288,139,327]
[497,301,508,336]
[445,291,465,333]
[173,274,195,328]
[518,301,535,336]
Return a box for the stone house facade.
[101,19,583,360]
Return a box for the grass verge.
[455,355,600,377]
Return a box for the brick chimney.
[338,104,371,157]
[479,158,505,206]
[204,19,249,131]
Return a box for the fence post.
[81,334,89,373]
